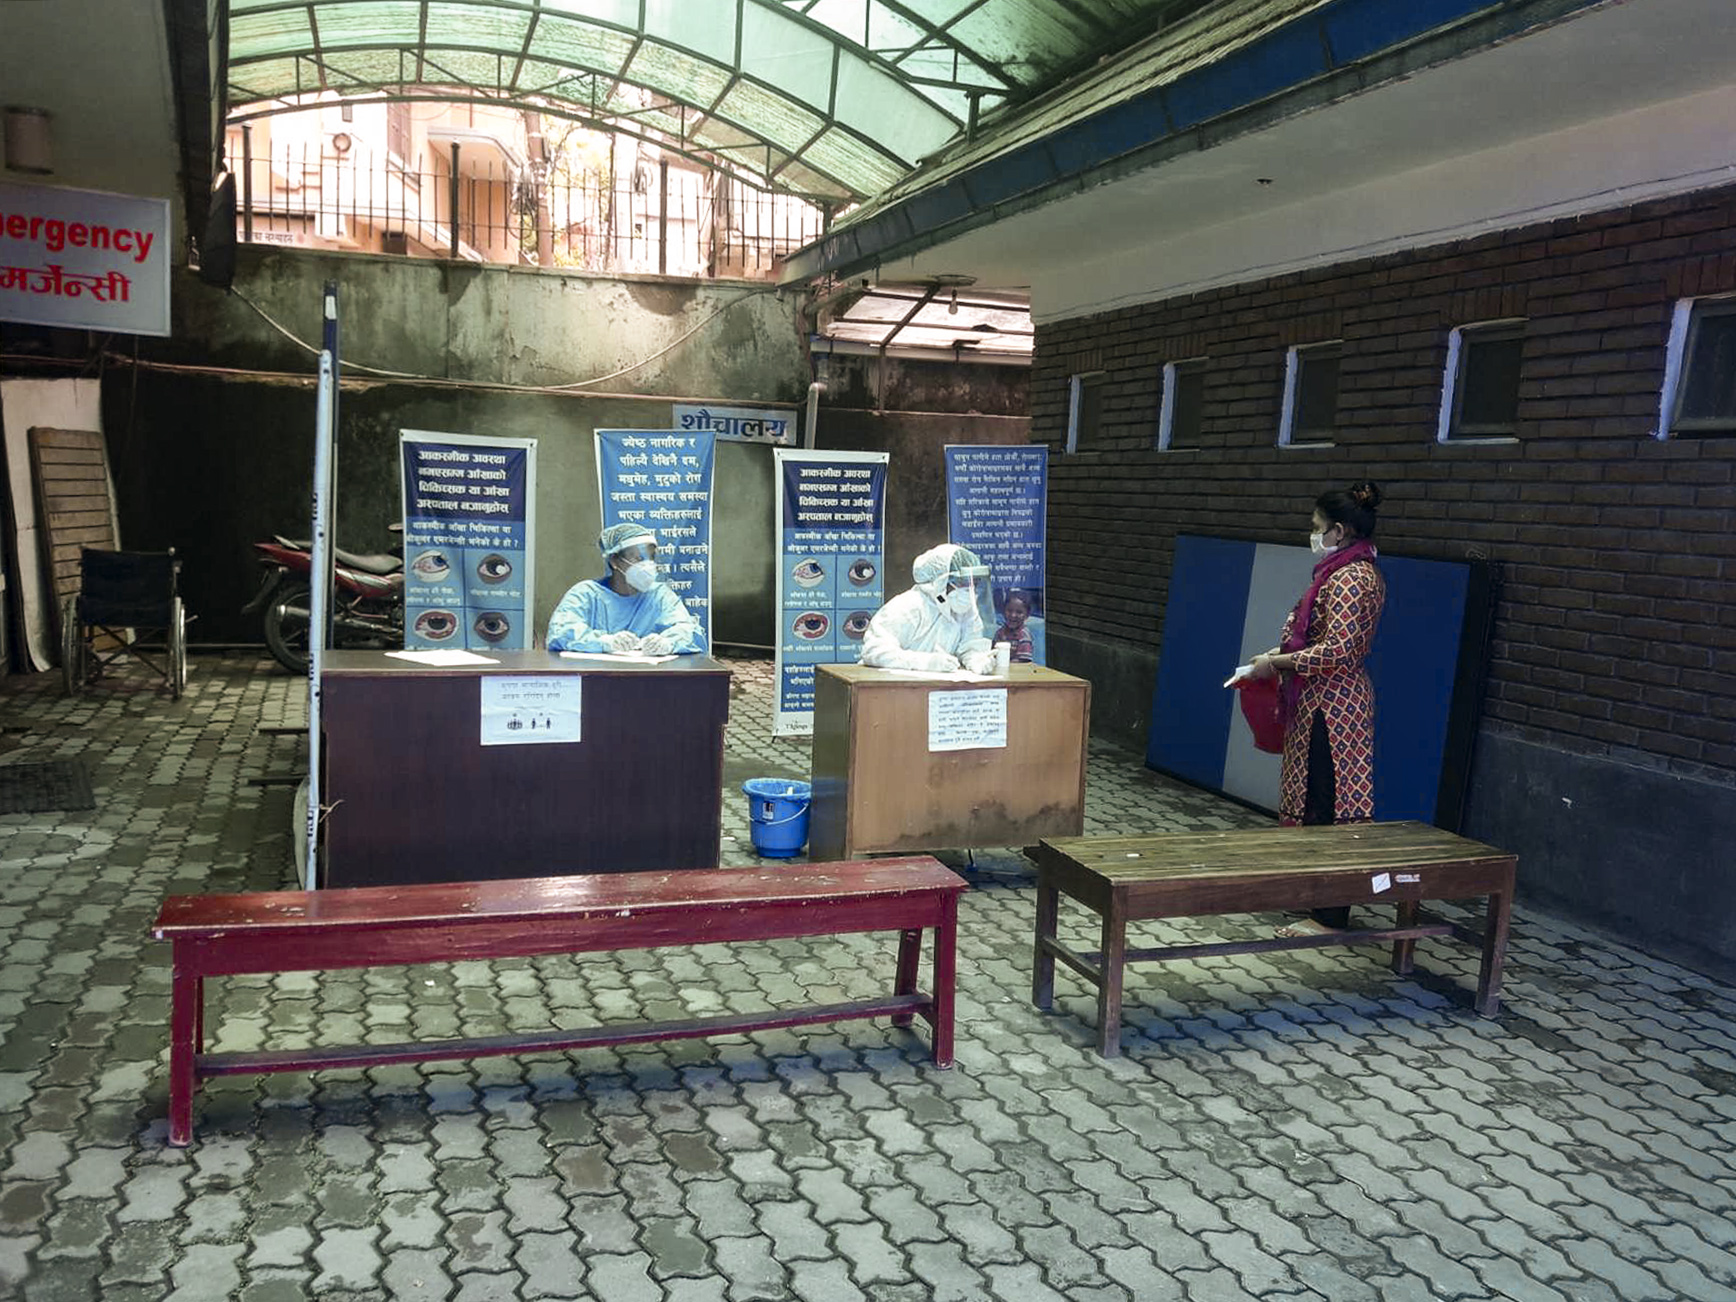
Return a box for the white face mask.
[622,559,658,592]
[1309,529,1338,555]
[946,587,976,616]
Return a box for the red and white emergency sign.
[0,181,172,336]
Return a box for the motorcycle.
[243,534,404,674]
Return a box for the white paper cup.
[993,643,1011,675]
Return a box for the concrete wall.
[109,249,1033,649]
[114,249,808,645]
[1030,184,1736,972]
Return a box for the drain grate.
[0,759,95,815]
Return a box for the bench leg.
[892,928,922,1028]
[931,895,957,1068]
[1391,899,1418,975]
[1476,887,1513,1017]
[1032,870,1058,1011]
[168,962,202,1147]
[1097,904,1127,1059]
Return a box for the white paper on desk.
[928,688,1008,752]
[480,675,581,745]
[556,651,678,664]
[386,649,501,667]
[876,668,999,682]
[1223,664,1255,688]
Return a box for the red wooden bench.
[152,857,965,1146]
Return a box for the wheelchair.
[61,548,189,700]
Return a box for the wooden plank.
[30,426,117,644]
[155,857,966,936]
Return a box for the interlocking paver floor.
[1,652,1734,1301]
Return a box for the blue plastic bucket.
[742,778,811,858]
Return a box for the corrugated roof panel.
[320,49,414,89]
[625,39,737,108]
[424,3,531,51]
[419,49,513,91]
[230,58,304,100]
[643,0,737,67]
[527,15,637,75]
[802,128,908,194]
[715,80,825,154]
[832,51,955,163]
[740,4,839,115]
[229,8,315,62]
[540,0,640,27]
[287,2,422,50]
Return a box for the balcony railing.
[229,140,827,281]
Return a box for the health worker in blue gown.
[545,524,707,655]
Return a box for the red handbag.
[1235,676,1287,754]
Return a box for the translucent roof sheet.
[227,0,1221,203]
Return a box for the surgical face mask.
[946,587,976,616]
[623,559,658,591]
[1309,529,1339,555]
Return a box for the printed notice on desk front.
[480,676,581,746]
[928,689,1008,752]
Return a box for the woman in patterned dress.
[1248,481,1386,932]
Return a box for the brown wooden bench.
[1031,822,1516,1056]
[153,858,965,1146]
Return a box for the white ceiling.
[0,1,182,232]
[869,0,1736,322]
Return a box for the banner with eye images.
[399,430,538,651]
[943,444,1049,666]
[594,429,716,644]
[774,449,889,737]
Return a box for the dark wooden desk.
[809,663,1089,861]
[320,651,730,887]
[1031,822,1517,1056]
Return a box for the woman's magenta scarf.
[1278,538,1378,725]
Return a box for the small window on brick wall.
[1278,342,1341,447]
[1157,358,1207,451]
[1437,321,1525,441]
[1065,371,1106,453]
[1661,297,1736,437]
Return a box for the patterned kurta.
[1278,559,1386,824]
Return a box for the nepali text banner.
[400,430,537,652]
[595,429,715,642]
[774,449,888,736]
[944,444,1049,665]
[0,181,171,336]
[672,402,797,445]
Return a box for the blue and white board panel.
[1148,535,1484,825]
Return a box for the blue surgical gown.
[545,577,707,653]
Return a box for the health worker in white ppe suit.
[545,523,707,655]
[858,544,998,674]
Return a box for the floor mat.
[0,759,95,814]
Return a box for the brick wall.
[1034,184,1736,781]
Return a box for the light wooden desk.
[809,663,1089,861]
[1031,822,1517,1056]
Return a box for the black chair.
[61,549,188,699]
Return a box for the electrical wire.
[228,283,776,389]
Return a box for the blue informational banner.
[943,444,1049,665]
[594,429,716,642]
[400,430,538,651]
[774,449,889,736]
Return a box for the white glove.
[640,632,673,656]
[606,630,641,654]
[963,649,997,675]
[921,651,960,672]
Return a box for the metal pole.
[658,158,669,275]
[449,143,461,258]
[241,125,253,243]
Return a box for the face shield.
[610,540,663,591]
[943,549,994,630]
